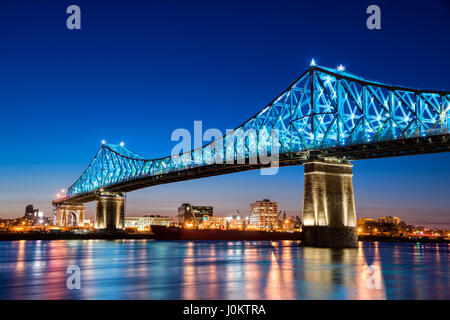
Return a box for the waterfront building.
[0,219,20,229]
[225,216,248,230]
[357,218,380,235]
[358,216,405,236]
[250,199,278,230]
[202,216,226,229]
[177,203,213,226]
[280,216,297,231]
[378,216,401,225]
[125,215,174,229]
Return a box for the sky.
[0,0,449,228]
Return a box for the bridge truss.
[64,65,450,203]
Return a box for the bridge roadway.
[53,132,449,205]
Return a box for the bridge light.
[120,142,125,147]
[101,140,106,145]
[337,64,345,71]
[310,59,316,66]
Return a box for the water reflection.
[0,240,448,300]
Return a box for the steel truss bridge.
[56,65,450,205]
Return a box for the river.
[0,240,448,299]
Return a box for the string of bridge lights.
[310,58,345,71]
[101,140,125,147]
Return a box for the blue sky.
[0,0,449,227]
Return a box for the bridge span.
[53,64,450,247]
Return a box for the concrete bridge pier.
[95,192,125,231]
[301,160,358,248]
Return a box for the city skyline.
[0,0,449,229]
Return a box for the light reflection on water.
[0,240,448,300]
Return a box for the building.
[24,204,36,221]
[125,215,174,229]
[279,214,299,232]
[0,218,20,229]
[177,203,213,226]
[202,216,226,229]
[357,216,402,236]
[250,199,278,230]
[22,204,50,226]
[357,218,378,234]
[378,216,401,225]
[225,216,248,230]
[358,217,377,224]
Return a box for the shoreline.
[357,235,449,244]
[0,232,448,244]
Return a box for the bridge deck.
[54,133,450,205]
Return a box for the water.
[0,240,448,300]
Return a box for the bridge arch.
[54,204,85,227]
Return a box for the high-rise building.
[250,199,278,230]
[25,204,34,219]
[177,203,213,226]
[23,204,48,226]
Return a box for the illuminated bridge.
[53,64,450,247]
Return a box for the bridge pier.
[94,193,125,231]
[54,204,85,227]
[302,160,357,248]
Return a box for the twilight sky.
[0,0,449,228]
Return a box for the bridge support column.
[95,193,125,231]
[302,160,357,248]
[54,204,85,227]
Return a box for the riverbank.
[0,232,155,241]
[150,226,302,241]
[358,235,450,244]
[0,230,301,241]
[0,231,449,243]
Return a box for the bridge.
[53,64,450,247]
